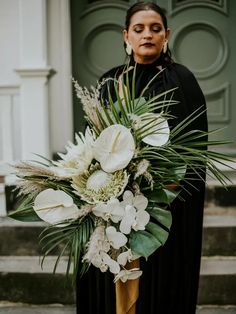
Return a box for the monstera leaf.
[130,206,171,258]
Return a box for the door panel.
[167,0,236,145]
[71,0,130,132]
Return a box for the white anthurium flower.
[139,113,170,147]
[92,198,124,223]
[53,127,94,177]
[105,226,127,249]
[93,124,135,173]
[114,268,143,283]
[120,190,150,234]
[33,189,80,225]
[100,252,120,274]
[117,249,139,266]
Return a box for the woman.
[77,2,208,314]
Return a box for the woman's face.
[123,10,170,64]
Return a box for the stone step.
[0,256,75,304]
[197,306,236,314]
[202,215,236,256]
[0,218,60,256]
[0,305,235,314]
[0,303,76,314]
[205,185,236,208]
[0,255,235,305]
[1,213,236,256]
[198,256,236,305]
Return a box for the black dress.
[76,60,208,314]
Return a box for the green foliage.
[9,194,41,222]
[147,206,172,230]
[147,188,180,205]
[130,230,161,259]
[39,216,94,282]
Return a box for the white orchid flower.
[139,113,170,147]
[100,252,120,274]
[105,226,127,249]
[117,249,139,266]
[132,208,150,231]
[90,253,107,271]
[122,190,148,210]
[33,189,79,225]
[93,124,135,173]
[92,198,124,222]
[83,226,110,265]
[119,191,150,234]
[119,205,136,234]
[53,127,94,177]
[114,268,143,283]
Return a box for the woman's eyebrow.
[132,22,162,27]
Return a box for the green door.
[71,0,236,150]
[167,0,236,147]
[71,0,130,132]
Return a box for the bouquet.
[9,68,231,284]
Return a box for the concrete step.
[1,212,236,256]
[197,306,236,314]
[0,303,76,314]
[0,218,62,256]
[205,185,236,208]
[0,255,235,305]
[198,256,236,305]
[202,214,236,256]
[0,256,75,304]
[0,304,235,314]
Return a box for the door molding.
[169,0,228,16]
[171,21,229,78]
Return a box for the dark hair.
[124,2,172,64]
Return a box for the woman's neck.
[133,55,160,64]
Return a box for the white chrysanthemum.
[72,164,128,204]
[114,268,143,283]
[93,124,135,173]
[33,189,80,226]
[119,190,150,234]
[53,127,94,177]
[137,113,170,147]
[92,198,124,223]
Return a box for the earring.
[125,41,132,56]
[163,40,168,54]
